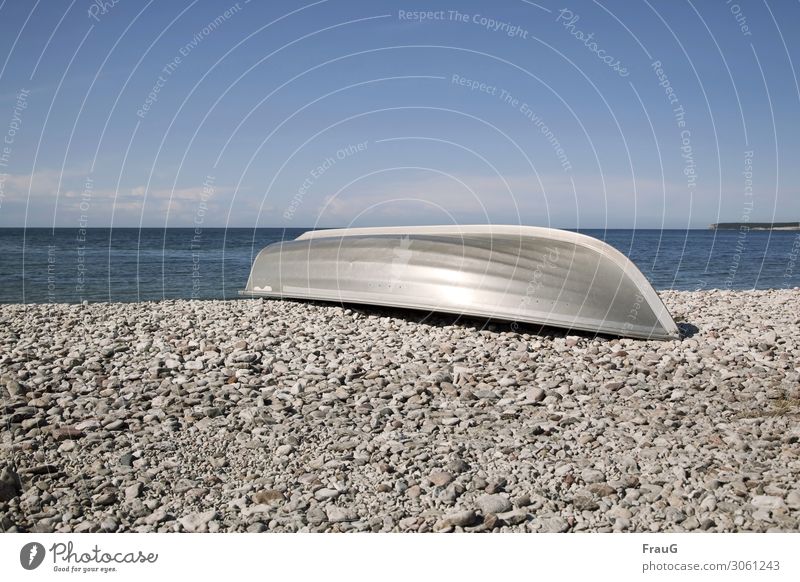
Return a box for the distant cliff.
[709,222,800,230]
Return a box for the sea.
[0,228,798,304]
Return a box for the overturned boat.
[241,225,679,340]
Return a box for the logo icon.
[20,542,46,570]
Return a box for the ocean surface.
[0,228,798,304]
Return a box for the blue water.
[0,228,798,303]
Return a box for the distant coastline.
[709,222,800,230]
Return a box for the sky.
[0,0,798,229]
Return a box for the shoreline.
[2,289,799,532]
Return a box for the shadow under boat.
[255,295,694,342]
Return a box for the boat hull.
[241,226,679,340]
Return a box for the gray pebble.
[476,494,512,515]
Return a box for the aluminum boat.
[241,225,679,340]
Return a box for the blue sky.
[0,0,797,228]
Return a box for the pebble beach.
[1,289,799,533]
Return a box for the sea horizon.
[1,227,798,304]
